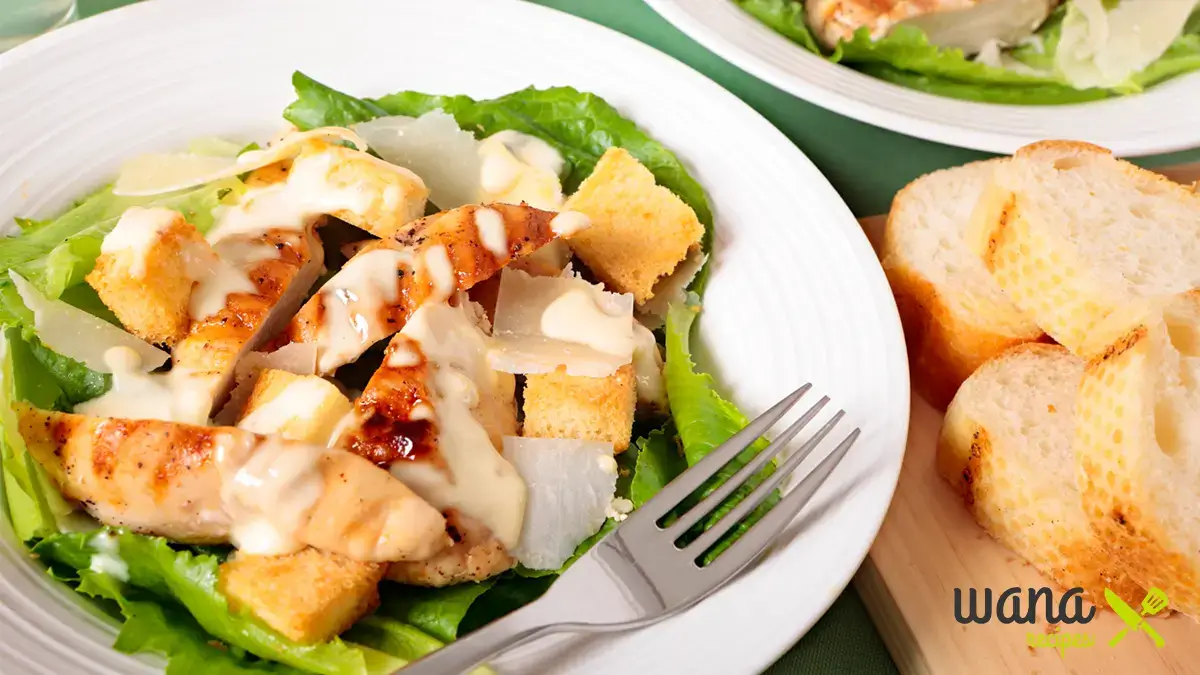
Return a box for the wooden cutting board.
[850,161,1200,675]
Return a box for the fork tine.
[681,410,846,557]
[702,427,859,580]
[637,384,812,518]
[663,396,829,539]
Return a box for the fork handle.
[392,600,563,675]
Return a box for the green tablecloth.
[64,0,1199,672]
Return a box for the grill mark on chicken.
[283,204,559,361]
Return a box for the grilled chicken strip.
[335,302,524,585]
[807,0,1057,53]
[284,203,578,374]
[387,510,514,587]
[16,404,449,562]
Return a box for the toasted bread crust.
[938,343,1144,609]
[1075,302,1200,615]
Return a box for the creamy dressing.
[631,321,667,409]
[387,302,527,550]
[489,130,564,177]
[385,338,423,368]
[488,268,635,376]
[541,288,632,356]
[474,207,509,259]
[318,248,413,373]
[88,531,129,581]
[549,211,591,237]
[214,433,326,556]
[477,131,565,210]
[101,207,180,278]
[75,347,212,424]
[184,242,258,321]
[422,244,456,302]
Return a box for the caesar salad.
[0,72,774,674]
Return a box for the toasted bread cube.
[563,148,704,304]
[522,363,635,452]
[85,207,208,346]
[290,145,429,238]
[236,369,353,444]
[219,548,385,644]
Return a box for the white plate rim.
[0,1,911,673]
[645,0,1200,157]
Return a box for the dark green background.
[70,0,1198,672]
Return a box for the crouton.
[522,363,636,452]
[236,369,353,446]
[219,548,385,644]
[289,144,429,239]
[562,148,704,304]
[85,207,208,346]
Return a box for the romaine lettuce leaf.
[736,0,822,53]
[342,616,493,675]
[75,571,297,675]
[629,424,687,508]
[0,329,69,541]
[0,178,238,303]
[664,295,780,562]
[374,581,496,643]
[34,530,369,675]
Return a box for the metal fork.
[396,384,859,674]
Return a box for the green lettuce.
[34,529,369,675]
[0,179,239,308]
[737,0,1200,104]
[664,295,780,561]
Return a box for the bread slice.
[938,343,1143,608]
[969,141,1200,354]
[1075,291,1200,616]
[882,159,1044,409]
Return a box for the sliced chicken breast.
[16,404,449,562]
[284,203,572,374]
[334,301,523,584]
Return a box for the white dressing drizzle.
[549,211,591,237]
[100,207,180,278]
[214,433,326,556]
[88,531,129,581]
[422,244,456,302]
[474,207,509,259]
[317,248,413,373]
[387,301,527,550]
[74,347,210,425]
[541,288,632,357]
[631,321,667,409]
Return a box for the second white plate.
[647,0,1200,156]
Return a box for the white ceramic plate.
[0,0,909,673]
[646,0,1200,156]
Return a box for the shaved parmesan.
[637,249,707,330]
[9,271,167,373]
[1056,0,1197,89]
[113,127,367,197]
[502,436,616,570]
[354,112,482,209]
[488,268,634,376]
[478,131,564,210]
[631,322,667,411]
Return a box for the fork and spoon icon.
[1106,587,1169,648]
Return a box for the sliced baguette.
[1075,291,1200,616]
[969,141,1200,354]
[882,159,1044,409]
[938,343,1143,607]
